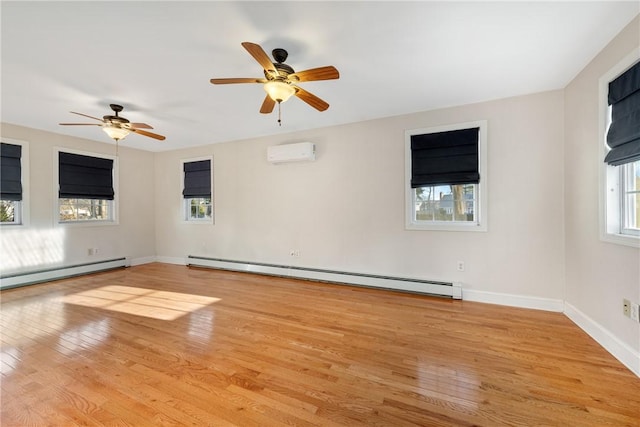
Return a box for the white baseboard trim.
[156,256,187,266]
[0,258,127,290]
[462,289,565,312]
[564,302,640,378]
[129,256,157,266]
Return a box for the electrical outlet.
[456,261,465,272]
[631,302,639,322]
[93,247,99,255]
[289,250,300,257]
[623,299,631,317]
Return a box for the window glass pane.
[629,161,639,192]
[624,194,638,230]
[414,184,476,223]
[623,160,640,232]
[1,200,16,223]
[59,198,112,222]
[60,198,76,221]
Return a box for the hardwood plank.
[1,263,639,426]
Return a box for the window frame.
[0,138,29,227]
[181,156,214,224]
[405,120,488,232]
[54,147,118,227]
[599,49,640,248]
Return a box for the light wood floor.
[1,263,638,426]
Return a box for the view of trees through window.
[187,197,212,220]
[414,184,476,222]
[59,198,110,221]
[0,200,17,223]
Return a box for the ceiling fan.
[59,104,166,142]
[210,42,339,125]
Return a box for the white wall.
[155,90,566,305]
[564,16,640,369]
[0,124,157,274]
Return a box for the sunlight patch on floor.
[62,285,221,320]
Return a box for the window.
[57,149,117,223]
[622,160,640,236]
[59,198,113,221]
[405,121,487,231]
[600,52,640,247]
[186,197,212,221]
[1,140,28,225]
[182,157,213,223]
[414,184,477,222]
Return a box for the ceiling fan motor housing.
[262,48,295,80]
[264,63,295,80]
[103,115,130,124]
[104,104,129,124]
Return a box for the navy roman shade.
[183,160,211,198]
[605,60,640,166]
[1,142,23,201]
[59,152,114,200]
[411,127,480,187]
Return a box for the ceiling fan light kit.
[102,125,130,141]
[264,81,296,103]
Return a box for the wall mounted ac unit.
[267,142,315,164]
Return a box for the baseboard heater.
[0,257,129,290]
[187,256,462,299]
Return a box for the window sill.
[57,220,118,228]
[182,219,214,225]
[406,221,487,232]
[600,232,640,248]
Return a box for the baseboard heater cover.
[187,256,462,299]
[0,257,128,290]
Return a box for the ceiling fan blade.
[289,66,340,82]
[260,95,276,114]
[294,87,330,111]
[59,123,102,126]
[129,123,154,129]
[210,77,267,85]
[130,128,166,141]
[241,42,278,76]
[70,111,104,122]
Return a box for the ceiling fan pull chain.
[278,101,282,126]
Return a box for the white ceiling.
[2,1,638,152]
